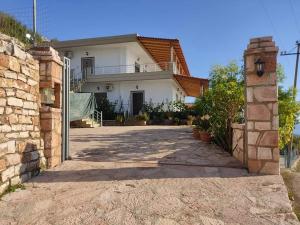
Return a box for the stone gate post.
[30,47,63,168]
[244,37,279,175]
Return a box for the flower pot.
[192,128,201,139]
[200,131,212,143]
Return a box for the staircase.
[70,118,101,128]
[70,110,103,128]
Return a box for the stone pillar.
[244,37,279,175]
[30,47,63,168]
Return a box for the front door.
[81,57,94,79]
[131,91,144,115]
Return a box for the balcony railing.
[70,62,180,92]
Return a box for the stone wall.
[30,47,63,168]
[0,33,46,193]
[232,37,279,175]
[244,37,279,175]
[232,123,245,165]
[0,33,63,194]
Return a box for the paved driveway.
[0,126,298,225]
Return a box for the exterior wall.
[0,33,46,193]
[231,37,279,175]
[232,123,245,165]
[244,37,279,175]
[82,78,185,113]
[63,42,156,78]
[30,47,63,168]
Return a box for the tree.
[195,62,244,153]
[278,64,300,149]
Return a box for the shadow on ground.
[33,126,248,183]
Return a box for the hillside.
[0,12,43,45]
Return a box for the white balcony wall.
[66,42,158,78]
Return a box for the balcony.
[70,62,182,92]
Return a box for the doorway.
[131,91,144,115]
[81,57,95,79]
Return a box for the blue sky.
[1,0,300,98]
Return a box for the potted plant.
[115,114,125,125]
[198,114,212,143]
[135,112,149,125]
[192,117,201,139]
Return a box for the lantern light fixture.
[255,58,265,77]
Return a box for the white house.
[52,34,208,115]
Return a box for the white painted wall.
[81,78,186,113]
[65,42,157,78]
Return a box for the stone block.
[272,116,279,129]
[257,147,272,160]
[5,107,12,114]
[247,131,259,145]
[248,145,257,159]
[0,88,5,97]
[7,140,16,153]
[0,124,12,133]
[247,87,253,102]
[259,131,278,147]
[273,102,278,115]
[27,78,38,86]
[248,159,262,173]
[20,65,30,76]
[0,181,9,195]
[253,86,277,102]
[246,72,276,86]
[10,175,21,186]
[0,98,6,106]
[247,104,270,121]
[8,114,19,124]
[5,153,21,166]
[4,71,17,79]
[7,97,23,107]
[18,73,27,83]
[260,162,279,175]
[13,44,26,60]
[254,122,271,130]
[0,159,6,171]
[23,101,37,110]
[0,142,8,157]
[0,55,20,72]
[1,166,15,182]
[273,148,279,161]
[41,119,53,131]
[0,107,4,114]
[15,90,27,100]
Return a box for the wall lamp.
[255,58,265,77]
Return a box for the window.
[135,62,140,73]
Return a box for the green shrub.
[195,62,244,153]
[0,12,43,46]
[135,112,149,121]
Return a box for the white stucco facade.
[59,39,186,114]
[81,78,186,113]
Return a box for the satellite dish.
[26,33,32,39]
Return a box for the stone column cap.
[244,36,278,55]
[29,46,63,66]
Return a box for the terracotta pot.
[200,131,212,143]
[192,128,201,139]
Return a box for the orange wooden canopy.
[174,75,209,97]
[137,36,190,76]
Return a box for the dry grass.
[281,160,300,221]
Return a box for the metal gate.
[62,57,70,161]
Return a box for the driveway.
[0,126,298,225]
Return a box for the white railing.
[70,61,180,92]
